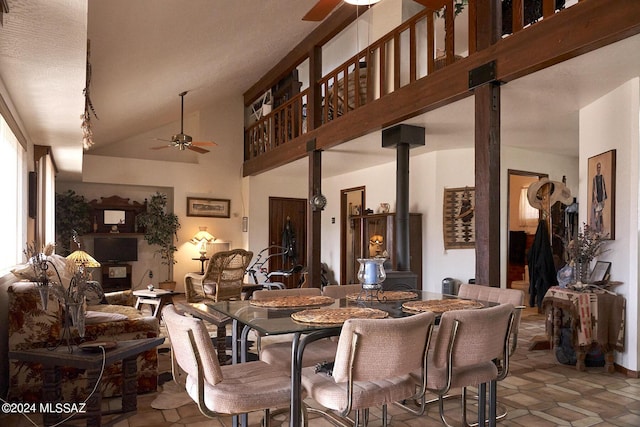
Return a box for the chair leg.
[477,383,487,427]
[382,404,388,427]
[489,381,497,427]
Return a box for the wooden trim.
[0,92,27,149]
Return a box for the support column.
[307,142,322,288]
[474,82,501,286]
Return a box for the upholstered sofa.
[5,281,160,402]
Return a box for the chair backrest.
[162,305,223,386]
[321,284,362,299]
[457,283,524,353]
[332,311,435,383]
[252,287,321,300]
[431,303,514,370]
[210,249,253,301]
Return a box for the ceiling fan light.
[344,0,380,5]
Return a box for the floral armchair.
[6,281,159,402]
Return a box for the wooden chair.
[162,305,292,426]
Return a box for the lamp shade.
[190,226,216,257]
[66,250,101,268]
[190,226,216,245]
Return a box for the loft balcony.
[242,0,640,177]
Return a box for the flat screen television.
[93,237,138,263]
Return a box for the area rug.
[150,380,193,409]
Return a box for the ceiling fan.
[302,0,380,21]
[151,91,217,154]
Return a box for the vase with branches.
[565,223,609,283]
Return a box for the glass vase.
[357,258,387,290]
[37,284,49,311]
[68,298,86,338]
[574,261,590,284]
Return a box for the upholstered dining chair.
[457,284,525,355]
[420,303,515,427]
[162,305,293,426]
[253,287,340,372]
[321,284,362,299]
[301,311,436,427]
[184,249,253,303]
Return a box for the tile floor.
[3,306,640,426]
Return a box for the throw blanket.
[543,286,625,352]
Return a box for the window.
[0,113,26,268]
[519,186,539,230]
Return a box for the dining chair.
[457,284,525,355]
[321,284,362,299]
[301,311,436,427]
[253,287,340,372]
[162,305,293,426]
[456,284,524,424]
[421,303,515,427]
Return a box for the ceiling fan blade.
[150,145,172,150]
[188,145,210,154]
[302,0,342,21]
[191,141,218,147]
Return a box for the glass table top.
[195,290,495,336]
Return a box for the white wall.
[579,77,640,371]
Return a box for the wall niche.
[89,195,146,234]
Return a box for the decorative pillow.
[84,281,107,305]
[85,310,128,324]
[11,263,37,280]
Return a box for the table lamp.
[191,226,216,257]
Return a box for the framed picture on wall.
[587,149,616,239]
[443,187,475,249]
[187,197,231,218]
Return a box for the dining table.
[190,289,497,427]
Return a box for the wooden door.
[268,197,307,288]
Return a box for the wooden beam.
[307,147,322,288]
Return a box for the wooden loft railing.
[243,0,583,167]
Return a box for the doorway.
[340,186,365,285]
[507,170,547,292]
[268,197,307,288]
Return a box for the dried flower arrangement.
[565,223,609,265]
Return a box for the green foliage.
[136,192,181,281]
[55,190,92,256]
[435,0,468,18]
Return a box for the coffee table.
[9,337,164,427]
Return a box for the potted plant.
[136,192,181,290]
[55,190,92,256]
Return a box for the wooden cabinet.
[350,213,422,289]
[101,263,132,292]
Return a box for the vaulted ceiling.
[1,0,639,181]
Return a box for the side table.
[9,337,164,427]
[542,286,625,372]
[133,289,175,319]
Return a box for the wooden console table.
[9,338,164,427]
[542,286,625,372]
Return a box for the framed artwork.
[589,261,611,284]
[186,197,230,218]
[443,187,475,249]
[587,149,616,239]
